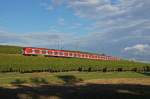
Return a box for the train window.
[75,53,78,57]
[78,54,80,57]
[48,51,52,54]
[35,50,39,53]
[59,52,64,55]
[95,56,98,59]
[69,53,72,56]
[64,52,68,56]
[83,54,86,58]
[54,52,57,55]
[86,54,88,57]
[51,51,54,55]
[99,56,103,59]
[74,53,77,57]
[54,52,58,55]
[42,50,46,54]
[82,54,84,58]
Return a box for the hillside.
[0,45,22,54]
[0,45,149,73]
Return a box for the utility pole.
[57,40,60,50]
[57,39,63,50]
[60,39,63,50]
[75,40,80,51]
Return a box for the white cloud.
[96,4,119,12]
[41,0,65,11]
[65,0,150,61]
[0,31,77,49]
[124,44,150,55]
[85,0,100,4]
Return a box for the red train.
[23,47,120,61]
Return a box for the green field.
[0,45,22,54]
[0,72,149,85]
[0,45,150,72]
[0,72,150,99]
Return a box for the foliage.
[0,54,149,72]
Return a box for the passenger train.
[23,47,120,61]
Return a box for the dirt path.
[83,78,150,85]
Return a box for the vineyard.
[0,45,150,73]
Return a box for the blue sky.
[0,0,92,34]
[0,0,150,62]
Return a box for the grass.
[0,54,149,72]
[0,45,22,54]
[0,72,149,85]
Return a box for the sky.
[0,0,150,62]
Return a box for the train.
[23,47,120,61]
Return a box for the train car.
[23,47,120,61]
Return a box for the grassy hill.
[0,45,22,54]
[0,45,149,73]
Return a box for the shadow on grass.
[57,75,83,84]
[30,77,49,85]
[11,77,49,85]
[11,79,27,85]
[141,72,150,76]
[0,75,150,99]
